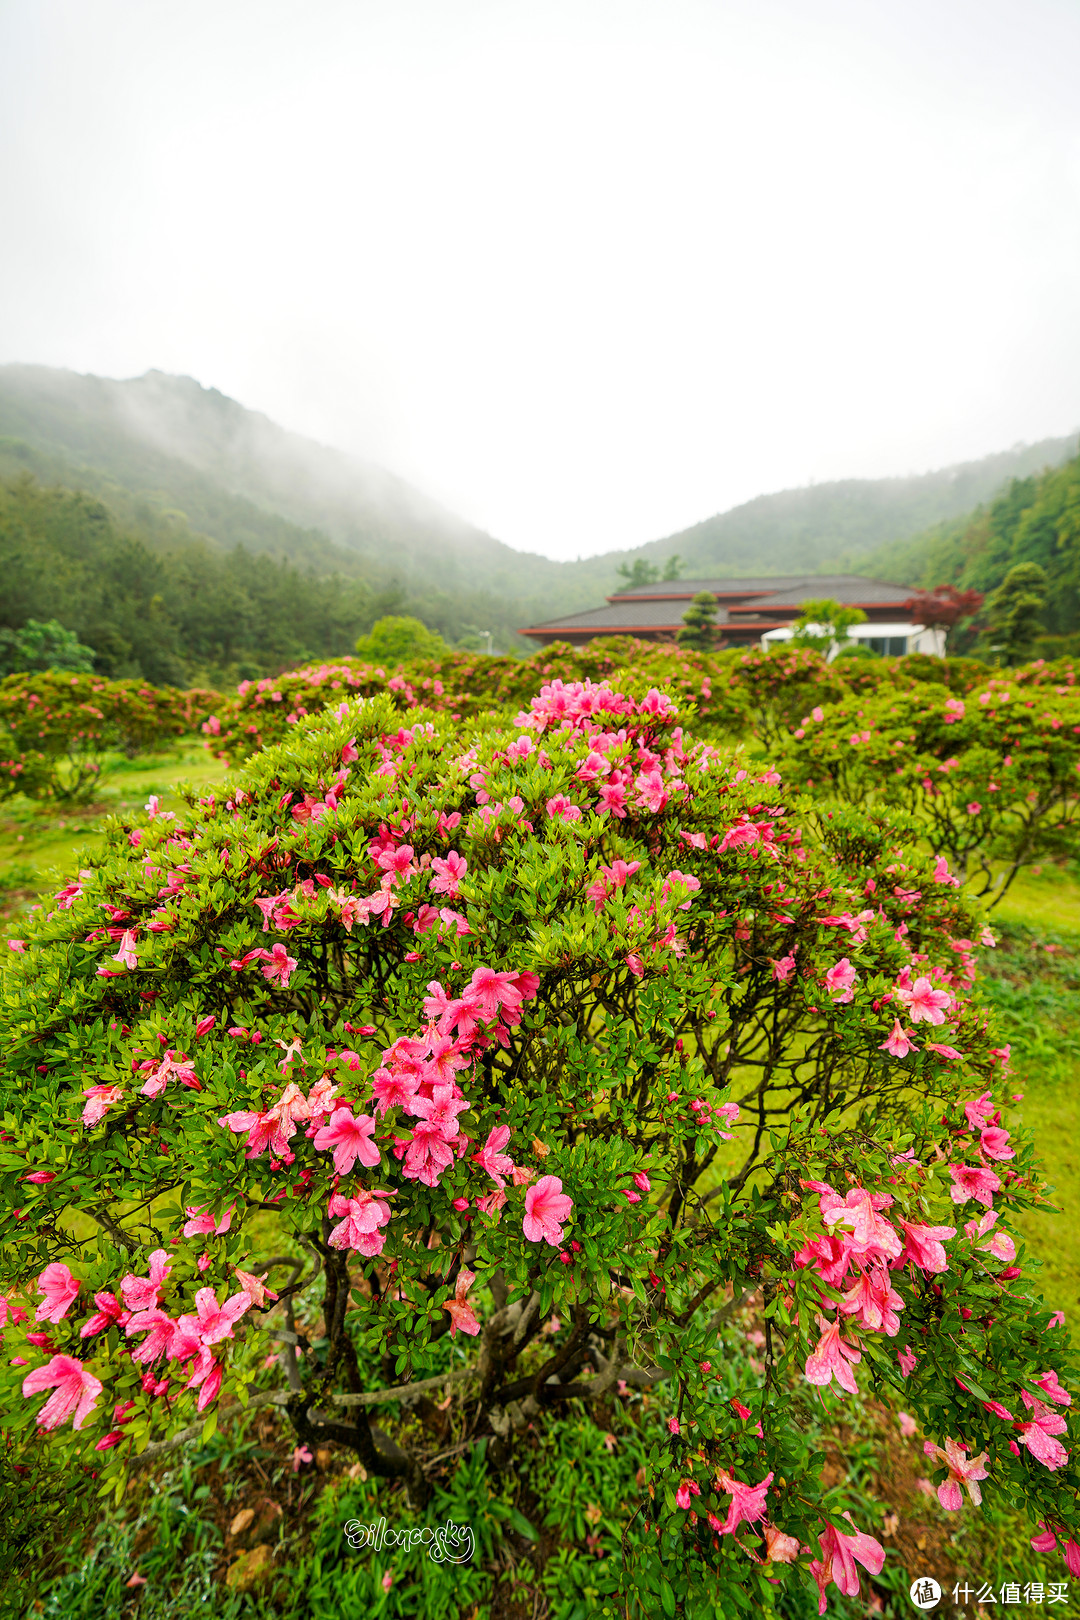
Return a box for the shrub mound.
[1,675,1076,1611]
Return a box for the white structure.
[760,620,946,661]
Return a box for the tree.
[906,586,985,653]
[2,676,1076,1609]
[985,563,1047,666]
[0,619,96,677]
[614,559,660,592]
[677,591,720,650]
[788,598,868,657]
[354,615,447,665]
[661,553,683,581]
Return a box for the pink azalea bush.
[0,675,1076,1611]
[0,671,217,803]
[782,675,1080,904]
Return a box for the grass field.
[0,738,229,927]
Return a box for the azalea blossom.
[823,958,857,1003]
[34,1263,80,1323]
[181,1287,251,1346]
[313,1107,381,1175]
[713,1469,772,1534]
[895,975,952,1025]
[898,1219,955,1274]
[444,1268,480,1337]
[22,1355,103,1431]
[922,1437,989,1509]
[82,1083,124,1126]
[805,1314,862,1395]
[771,954,796,982]
[182,1205,234,1239]
[119,1249,172,1313]
[948,1162,1002,1208]
[879,1019,917,1058]
[812,1513,885,1608]
[327,1188,393,1255]
[473,1126,515,1189]
[523,1176,574,1246]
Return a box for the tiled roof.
[523,598,730,632]
[522,574,913,637]
[729,576,913,611]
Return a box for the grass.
[0,739,229,928]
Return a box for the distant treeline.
[867,450,1080,653]
[0,474,491,684]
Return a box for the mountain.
[0,364,1076,657]
[0,364,614,647]
[860,448,1080,644]
[628,437,1079,579]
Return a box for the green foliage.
[676,592,719,651]
[788,599,868,654]
[1,669,1076,1614]
[984,562,1048,666]
[869,449,1080,645]
[0,671,213,803]
[0,619,96,678]
[0,474,373,686]
[353,616,447,664]
[781,675,1080,902]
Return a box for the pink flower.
[182,1205,234,1239]
[34,1263,80,1323]
[898,1412,918,1437]
[966,801,982,815]
[922,1437,989,1509]
[823,958,857,1002]
[80,1291,129,1338]
[895,975,952,1024]
[771,954,796,982]
[713,1469,772,1534]
[879,1019,917,1058]
[898,1220,955,1274]
[21,1355,103,1430]
[675,1480,700,1509]
[183,1287,251,1345]
[899,1344,918,1377]
[234,1269,279,1308]
[805,1314,862,1394]
[948,1162,1002,1207]
[1018,1396,1070,1470]
[813,1513,885,1604]
[822,1188,902,1260]
[523,1176,574,1245]
[429,850,467,897]
[82,1083,124,1126]
[292,1444,313,1472]
[762,1524,801,1564]
[313,1107,380,1175]
[1033,1369,1071,1406]
[112,929,138,970]
[195,1015,216,1037]
[327,1188,392,1255]
[667,1417,680,1435]
[932,856,959,885]
[261,943,298,987]
[545,794,582,822]
[444,1269,480,1337]
[979,1126,1014,1161]
[472,1127,515,1190]
[120,1249,172,1313]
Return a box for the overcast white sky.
[2,0,1079,559]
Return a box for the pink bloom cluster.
[21,1254,254,1433]
[797,1182,956,1396]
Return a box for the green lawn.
[0,738,230,926]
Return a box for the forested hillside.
[864,449,1080,643]
[1,364,1077,678]
[634,433,1078,576]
